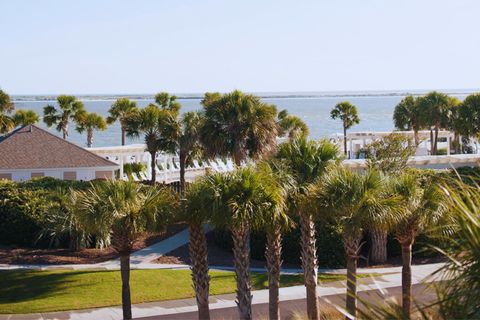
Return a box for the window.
[63,171,77,181]
[95,171,112,180]
[0,173,12,180]
[31,172,44,178]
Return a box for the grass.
[0,269,357,314]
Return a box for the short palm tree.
[276,137,339,320]
[277,109,309,139]
[178,112,204,192]
[13,109,39,126]
[75,180,175,320]
[0,89,15,134]
[200,90,278,166]
[458,93,480,139]
[330,101,360,155]
[393,95,423,146]
[208,167,273,320]
[182,178,214,320]
[107,98,139,146]
[418,91,450,155]
[125,104,179,184]
[309,167,399,319]
[43,95,85,139]
[389,172,446,319]
[257,162,294,320]
[76,112,107,147]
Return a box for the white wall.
[1,168,115,182]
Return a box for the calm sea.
[12,92,472,148]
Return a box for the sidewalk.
[0,263,444,320]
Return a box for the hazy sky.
[1,0,479,94]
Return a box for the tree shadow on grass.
[0,270,107,304]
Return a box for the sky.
[1,0,479,95]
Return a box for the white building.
[0,125,119,182]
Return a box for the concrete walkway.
[1,263,445,320]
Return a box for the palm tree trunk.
[401,239,413,319]
[121,126,126,146]
[189,223,210,320]
[150,151,156,185]
[370,230,387,265]
[429,129,434,155]
[62,123,68,139]
[120,254,132,320]
[413,127,419,146]
[265,225,282,320]
[434,124,439,155]
[87,128,93,148]
[343,126,348,157]
[180,152,186,193]
[231,223,252,320]
[299,213,319,320]
[345,253,358,319]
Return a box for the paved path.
[1,263,445,320]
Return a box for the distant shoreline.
[11,89,479,102]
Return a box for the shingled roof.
[0,125,118,169]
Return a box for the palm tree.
[330,101,360,156]
[182,178,214,320]
[208,167,274,320]
[178,112,204,192]
[309,167,399,319]
[277,109,309,140]
[393,95,423,146]
[0,89,15,134]
[276,137,339,320]
[257,162,294,320]
[75,112,107,147]
[418,91,450,155]
[389,172,446,319]
[43,95,85,139]
[446,97,463,154]
[13,109,39,126]
[107,98,139,146]
[75,180,175,320]
[125,102,179,184]
[458,93,480,141]
[200,90,278,166]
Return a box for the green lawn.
[0,269,349,314]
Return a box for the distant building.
[0,125,119,182]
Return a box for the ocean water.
[12,93,471,148]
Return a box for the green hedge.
[0,178,91,247]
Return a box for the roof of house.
[0,125,118,170]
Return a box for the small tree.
[390,172,446,319]
[418,92,450,155]
[393,96,423,146]
[43,95,85,139]
[76,112,107,147]
[365,133,416,264]
[330,101,360,156]
[75,180,175,320]
[107,98,139,146]
[276,137,339,320]
[309,167,399,318]
[0,89,15,134]
[13,109,39,126]
[277,109,309,140]
[178,112,204,192]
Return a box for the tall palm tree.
[182,178,214,320]
[257,162,294,320]
[76,112,107,147]
[208,167,274,320]
[330,101,360,156]
[13,109,39,126]
[43,95,85,139]
[178,112,204,192]
[446,97,463,154]
[125,103,179,184]
[393,95,423,146]
[276,137,339,320]
[458,93,480,141]
[418,91,450,155]
[0,89,15,134]
[309,167,399,319]
[200,90,278,166]
[107,98,139,146]
[389,172,446,319]
[75,180,175,320]
[277,109,309,140]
